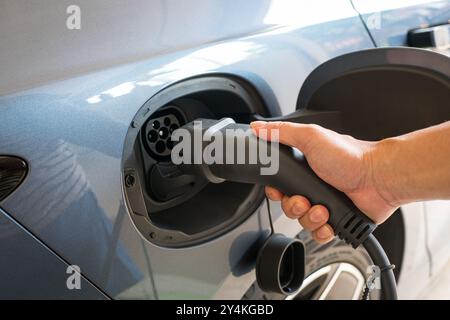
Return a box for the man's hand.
[250,121,399,244]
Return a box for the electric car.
[0,0,449,299]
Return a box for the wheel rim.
[286,262,365,300]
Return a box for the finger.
[280,195,311,219]
[250,121,318,150]
[298,205,329,231]
[312,224,334,244]
[265,186,284,201]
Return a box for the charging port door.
[292,47,449,139]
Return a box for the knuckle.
[305,124,323,138]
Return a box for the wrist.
[365,137,403,208]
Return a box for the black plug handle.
[263,145,376,248]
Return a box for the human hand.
[251,121,398,244]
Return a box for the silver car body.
[0,0,449,299]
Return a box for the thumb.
[250,121,314,151]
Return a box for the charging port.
[142,105,186,162]
[122,75,270,247]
